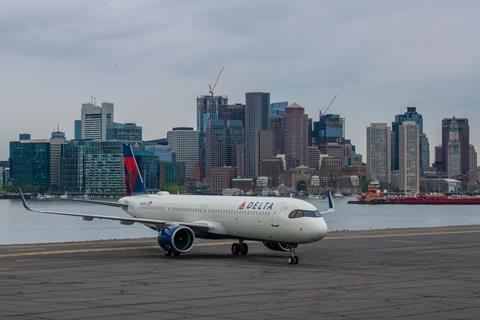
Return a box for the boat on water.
[349,183,480,205]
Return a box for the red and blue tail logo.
[123,144,147,196]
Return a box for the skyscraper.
[9,135,50,191]
[469,145,478,173]
[367,123,391,184]
[74,120,82,140]
[81,102,114,140]
[391,107,424,171]
[442,117,469,174]
[312,114,344,145]
[197,95,228,179]
[245,92,270,177]
[399,121,420,193]
[419,133,430,173]
[283,103,308,169]
[49,129,66,191]
[106,122,142,143]
[447,118,461,178]
[167,127,200,180]
[270,101,288,118]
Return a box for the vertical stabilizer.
[123,144,147,196]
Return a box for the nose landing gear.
[231,241,248,256]
[287,245,299,265]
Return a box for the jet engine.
[263,241,290,252]
[158,225,195,255]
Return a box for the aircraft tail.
[123,144,147,196]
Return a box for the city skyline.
[1,1,479,160]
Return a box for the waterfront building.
[283,103,308,169]
[270,101,288,118]
[107,122,142,143]
[9,135,50,191]
[159,161,185,186]
[399,121,420,193]
[312,114,344,145]
[49,129,66,192]
[0,161,9,186]
[74,120,82,140]
[391,107,423,171]
[245,92,270,177]
[442,117,470,174]
[366,123,391,184]
[60,140,124,194]
[81,102,114,140]
[208,166,237,193]
[167,127,199,180]
[231,177,255,192]
[447,118,462,178]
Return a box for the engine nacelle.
[263,241,290,252]
[158,225,195,254]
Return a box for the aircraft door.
[271,202,282,227]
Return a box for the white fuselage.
[119,193,328,244]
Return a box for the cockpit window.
[288,209,322,218]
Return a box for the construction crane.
[319,94,338,119]
[208,66,224,96]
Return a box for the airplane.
[20,144,334,265]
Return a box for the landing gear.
[287,245,299,265]
[231,241,248,256]
[164,250,180,257]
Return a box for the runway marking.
[0,229,479,259]
[0,241,235,259]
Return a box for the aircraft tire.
[164,250,172,257]
[293,256,299,264]
[231,243,240,255]
[287,256,294,264]
[240,243,248,255]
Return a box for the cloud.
[0,0,479,161]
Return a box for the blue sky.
[1,0,479,162]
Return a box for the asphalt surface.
[1,225,480,320]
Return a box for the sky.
[1,0,479,162]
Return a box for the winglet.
[327,190,335,210]
[321,190,335,214]
[19,188,32,211]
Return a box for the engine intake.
[158,225,195,254]
[263,241,290,252]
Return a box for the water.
[1,197,479,245]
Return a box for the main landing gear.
[231,241,248,256]
[287,245,299,265]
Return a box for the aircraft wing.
[19,190,209,233]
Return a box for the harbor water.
[1,197,480,244]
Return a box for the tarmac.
[1,225,480,320]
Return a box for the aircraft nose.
[314,217,328,240]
